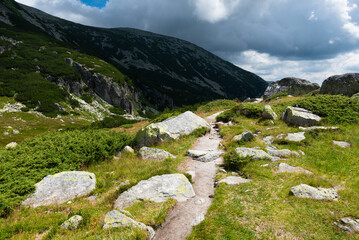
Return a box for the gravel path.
[153,112,223,240]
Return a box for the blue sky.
[16,0,359,84]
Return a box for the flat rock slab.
[139,147,176,161]
[114,174,195,209]
[290,184,338,201]
[338,218,359,232]
[282,107,321,126]
[267,148,300,158]
[187,150,208,158]
[299,126,339,131]
[217,176,252,185]
[232,131,254,142]
[235,147,271,160]
[285,132,306,142]
[61,215,83,230]
[135,111,210,147]
[333,140,351,148]
[103,210,155,239]
[23,171,96,208]
[277,163,313,174]
[197,151,223,162]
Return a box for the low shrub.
[0,129,132,217]
[109,106,126,115]
[197,99,238,112]
[216,107,237,123]
[91,115,138,129]
[223,149,253,172]
[264,92,288,102]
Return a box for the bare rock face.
[282,107,321,126]
[263,77,319,99]
[22,171,96,208]
[320,73,359,97]
[135,111,210,147]
[114,174,195,209]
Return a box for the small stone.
[67,201,72,204]
[235,147,272,160]
[86,194,98,201]
[186,171,196,179]
[339,218,359,232]
[139,147,176,161]
[263,136,274,145]
[261,164,269,167]
[277,163,313,175]
[333,140,351,148]
[266,147,300,158]
[119,180,130,187]
[262,105,278,120]
[231,172,239,176]
[123,146,135,154]
[196,151,223,162]
[299,150,305,156]
[232,130,254,142]
[3,131,9,136]
[12,130,19,134]
[219,169,227,173]
[217,176,252,185]
[195,198,205,205]
[285,132,306,142]
[299,126,339,131]
[5,142,17,149]
[191,214,205,226]
[61,215,83,230]
[290,184,338,201]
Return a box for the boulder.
[135,111,210,147]
[263,77,320,99]
[266,146,300,158]
[216,176,251,185]
[196,151,223,162]
[123,146,135,154]
[61,215,83,230]
[5,142,17,149]
[290,184,338,201]
[23,171,96,208]
[114,174,195,209]
[277,163,313,174]
[282,107,321,126]
[103,210,155,239]
[338,218,359,232]
[187,150,208,158]
[333,140,351,148]
[262,105,278,120]
[320,73,359,97]
[235,147,272,160]
[283,132,306,142]
[139,147,176,161]
[232,131,254,142]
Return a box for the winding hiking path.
[154,112,223,240]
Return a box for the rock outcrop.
[262,105,278,120]
[281,106,321,126]
[114,174,195,209]
[103,210,155,239]
[23,171,96,208]
[263,77,319,99]
[135,111,210,147]
[320,73,359,97]
[290,184,338,201]
[139,147,176,161]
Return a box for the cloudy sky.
[16,0,359,84]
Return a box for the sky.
[15,0,359,84]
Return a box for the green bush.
[81,93,93,104]
[197,99,237,112]
[91,115,138,129]
[238,103,263,118]
[0,129,132,217]
[216,107,237,123]
[109,106,126,115]
[223,149,252,172]
[273,95,359,124]
[264,92,288,102]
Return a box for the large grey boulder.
[135,111,210,147]
[103,210,155,239]
[114,174,195,209]
[23,171,96,208]
[235,147,272,160]
[263,77,319,99]
[282,107,321,126]
[320,73,359,97]
[232,131,254,142]
[277,163,313,175]
[139,147,176,161]
[290,184,338,201]
[262,105,278,120]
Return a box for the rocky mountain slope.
[0,0,268,109]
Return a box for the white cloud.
[308,11,318,21]
[191,0,240,23]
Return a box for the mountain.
[0,0,268,112]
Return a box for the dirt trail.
[154,112,223,240]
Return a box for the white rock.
[217,176,251,185]
[277,163,313,174]
[5,142,17,149]
[285,132,306,142]
[290,184,338,201]
[333,140,351,148]
[139,147,176,161]
[123,146,135,154]
[282,107,321,126]
[235,147,272,160]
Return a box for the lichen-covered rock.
[235,147,272,160]
[338,218,359,232]
[114,174,195,209]
[333,140,351,148]
[262,105,278,120]
[139,147,176,161]
[103,210,155,239]
[123,146,135,154]
[320,73,359,97]
[232,131,254,142]
[61,215,83,230]
[263,77,320,99]
[23,171,96,208]
[196,151,223,162]
[285,132,306,142]
[290,184,338,201]
[5,142,17,149]
[217,176,251,185]
[299,126,339,131]
[277,163,313,175]
[282,107,321,126]
[135,111,210,147]
[266,147,300,158]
